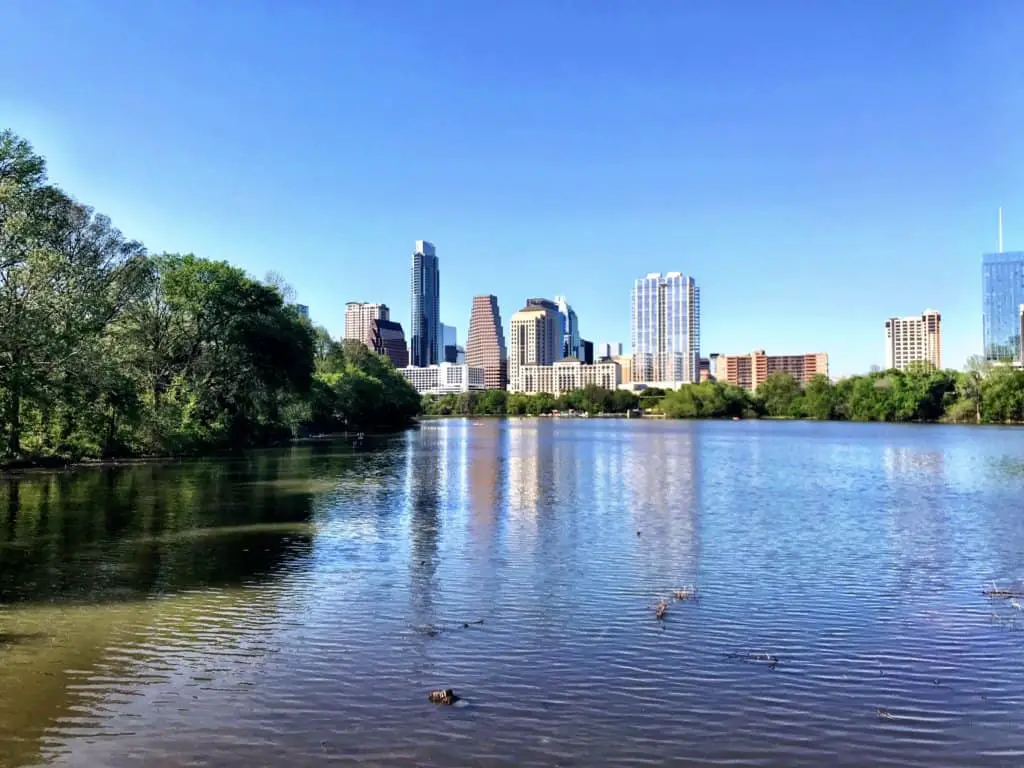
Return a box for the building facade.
[410,240,441,367]
[369,318,409,368]
[581,339,594,365]
[598,342,623,360]
[983,251,1024,361]
[466,294,508,389]
[441,323,458,363]
[511,359,622,395]
[884,310,941,370]
[344,302,389,347]
[717,350,829,392]
[554,295,581,360]
[631,272,700,385]
[613,354,633,384]
[400,363,486,395]
[509,303,562,390]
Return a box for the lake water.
[2,419,1024,767]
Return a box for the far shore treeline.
[4,130,1024,467]
[422,362,1022,424]
[0,130,419,464]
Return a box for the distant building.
[884,310,941,370]
[345,302,389,347]
[613,354,633,384]
[466,295,508,389]
[698,357,713,382]
[982,249,1024,361]
[411,240,441,366]
[511,359,622,396]
[400,363,485,395]
[717,350,829,392]
[295,304,310,319]
[631,272,700,385]
[554,295,581,360]
[581,339,594,365]
[441,323,458,363]
[509,302,562,391]
[456,345,466,364]
[598,342,623,360]
[370,318,408,368]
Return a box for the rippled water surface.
[3,419,1024,767]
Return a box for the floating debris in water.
[428,689,459,705]
[725,651,778,670]
[672,586,698,601]
[655,599,669,620]
[414,619,485,637]
[983,581,1024,599]
[876,707,894,720]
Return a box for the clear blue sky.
[3,0,1023,375]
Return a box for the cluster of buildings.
[336,218,1024,399]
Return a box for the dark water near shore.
[2,419,1024,767]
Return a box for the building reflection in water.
[467,419,509,554]
[626,423,701,587]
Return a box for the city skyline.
[6,4,1020,376]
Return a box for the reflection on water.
[3,422,1024,766]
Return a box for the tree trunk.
[5,389,21,457]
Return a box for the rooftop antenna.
[999,207,1004,253]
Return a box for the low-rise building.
[400,363,485,395]
[510,359,621,395]
[717,350,829,392]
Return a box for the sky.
[3,0,1023,376]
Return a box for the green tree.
[756,372,802,417]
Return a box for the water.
[2,419,1024,767]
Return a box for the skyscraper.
[466,295,508,389]
[631,272,700,384]
[554,295,581,360]
[884,310,941,370]
[369,319,409,368]
[598,342,623,360]
[410,240,440,366]
[509,302,562,390]
[345,302,390,347]
[440,323,458,363]
[983,251,1024,361]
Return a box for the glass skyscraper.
[982,251,1024,361]
[630,272,700,383]
[410,240,440,367]
[554,295,581,360]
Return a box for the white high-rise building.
[630,273,700,384]
[884,309,942,370]
[344,302,390,347]
[509,303,562,390]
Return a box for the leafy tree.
[756,372,802,417]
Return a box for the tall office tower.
[344,302,390,347]
[598,342,623,360]
[554,295,581,359]
[509,302,562,390]
[410,240,440,366]
[983,255,1024,361]
[369,319,409,368]
[630,272,700,384]
[440,323,458,363]
[884,310,941,370]
[581,339,594,365]
[525,298,566,359]
[466,295,508,389]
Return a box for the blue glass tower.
[982,251,1024,361]
[410,240,440,367]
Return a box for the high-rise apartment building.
[554,295,581,360]
[466,295,508,390]
[598,342,623,360]
[410,240,441,366]
[717,350,829,392]
[369,318,409,368]
[884,310,941,370]
[982,251,1024,361]
[509,302,562,390]
[631,273,700,384]
[345,302,390,347]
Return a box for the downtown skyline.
[4,3,1020,376]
